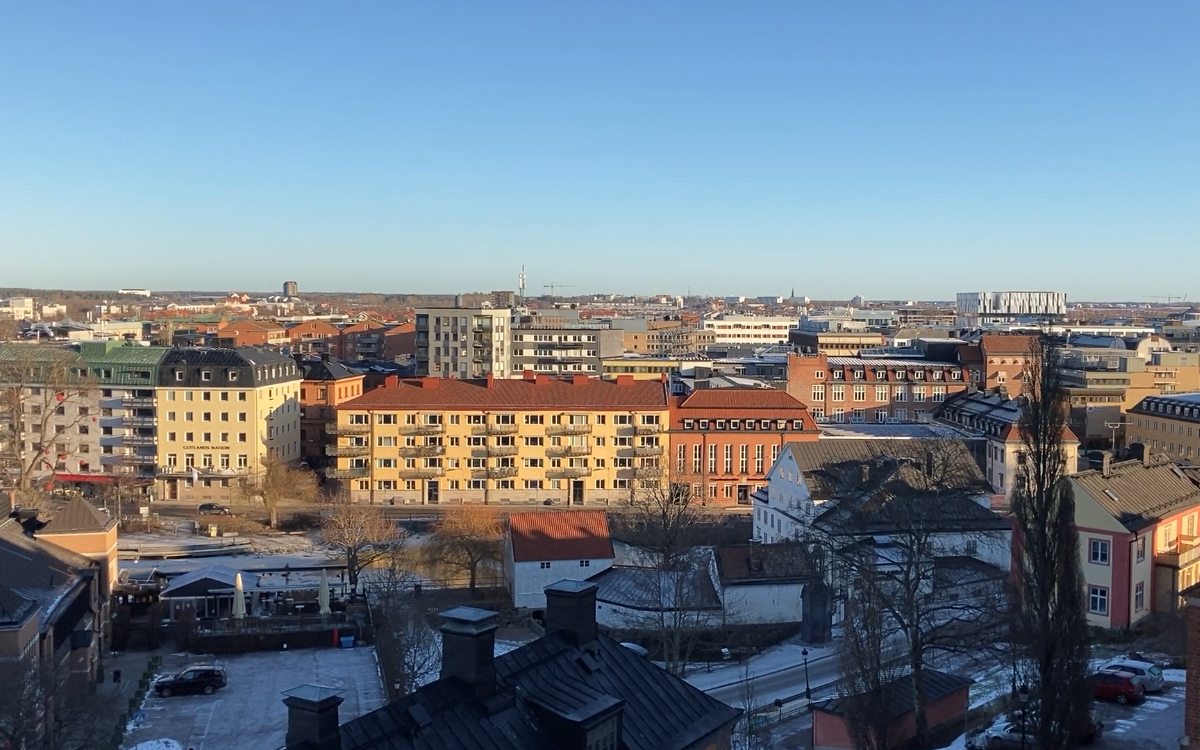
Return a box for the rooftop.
[43,497,116,534]
[340,376,668,410]
[1070,455,1200,532]
[508,511,614,563]
[815,669,972,720]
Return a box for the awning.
[54,473,118,484]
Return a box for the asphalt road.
[704,652,841,707]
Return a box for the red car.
[1089,670,1145,704]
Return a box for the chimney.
[439,606,499,699]
[282,684,344,750]
[572,374,589,387]
[321,352,330,362]
[1101,452,1112,478]
[544,580,598,646]
[615,375,633,387]
[523,369,535,381]
[486,373,495,389]
[383,374,399,389]
[535,374,550,386]
[420,377,440,389]
[1144,449,1154,468]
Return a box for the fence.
[745,691,812,730]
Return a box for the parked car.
[977,711,1102,748]
[197,503,229,515]
[154,665,227,697]
[1096,657,1166,692]
[1088,669,1145,704]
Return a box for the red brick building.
[812,670,972,750]
[669,389,818,506]
[958,334,1038,398]
[785,352,969,424]
[211,319,289,348]
[287,318,341,354]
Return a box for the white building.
[118,289,152,297]
[504,510,614,610]
[0,297,35,321]
[956,291,1067,327]
[416,307,513,379]
[702,314,798,345]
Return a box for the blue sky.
[1,3,1197,300]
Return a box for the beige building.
[415,307,513,378]
[1127,393,1200,462]
[154,348,302,502]
[330,373,670,506]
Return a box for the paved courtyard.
[1091,677,1186,750]
[121,646,386,750]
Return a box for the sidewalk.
[685,634,837,692]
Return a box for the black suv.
[197,503,229,515]
[154,666,227,697]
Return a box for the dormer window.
[853,370,864,380]
[832,370,845,380]
[683,419,694,430]
[913,370,925,380]
[716,420,726,430]
[174,370,184,381]
[895,370,907,380]
[874,369,887,380]
[699,420,709,429]
[228,370,238,381]
[932,370,943,380]
[730,420,741,430]
[201,370,212,382]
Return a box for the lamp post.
[1018,684,1029,750]
[802,648,812,702]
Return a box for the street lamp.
[802,648,812,702]
[1018,684,1030,750]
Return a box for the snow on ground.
[1164,668,1186,682]
[129,741,184,750]
[685,639,835,690]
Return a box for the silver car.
[1096,658,1165,692]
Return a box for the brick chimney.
[571,374,589,386]
[420,377,440,389]
[535,374,550,386]
[615,375,633,387]
[544,580,598,646]
[383,374,399,389]
[439,606,499,699]
[523,369,535,381]
[1102,452,1112,478]
[486,373,495,389]
[282,684,344,750]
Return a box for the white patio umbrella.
[318,569,331,616]
[232,572,246,619]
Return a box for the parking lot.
[1091,678,1186,750]
[122,646,386,750]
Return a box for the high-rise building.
[283,280,299,298]
[415,308,513,378]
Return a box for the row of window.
[364,478,638,492]
[165,431,249,443]
[827,368,960,382]
[810,407,926,423]
[163,390,248,401]
[813,385,947,402]
[679,443,778,475]
[350,413,662,426]
[165,411,250,422]
[166,453,251,469]
[348,435,654,448]
[356,456,651,470]
[1137,417,1197,437]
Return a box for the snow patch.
[129,740,184,750]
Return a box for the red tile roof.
[508,511,614,562]
[980,335,1037,355]
[340,376,668,410]
[957,345,984,364]
[998,423,1078,443]
[670,390,818,430]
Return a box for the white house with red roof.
[505,510,615,609]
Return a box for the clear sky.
[1,3,1197,301]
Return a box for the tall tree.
[424,505,503,594]
[237,454,319,528]
[0,345,93,506]
[837,570,909,750]
[1010,336,1091,750]
[318,499,405,598]
[0,657,115,750]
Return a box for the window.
[237,454,248,468]
[894,385,907,402]
[540,562,551,569]
[1088,539,1110,565]
[524,414,544,424]
[377,414,397,425]
[579,560,591,567]
[1137,536,1146,562]
[912,387,926,403]
[811,385,825,402]
[1135,582,1145,612]
[1088,586,1109,615]
[238,432,248,442]
[238,412,248,422]
[852,385,866,402]
[238,392,246,400]
[831,385,845,402]
[875,385,888,402]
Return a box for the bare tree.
[424,505,503,594]
[795,441,1011,748]
[0,657,115,750]
[1011,337,1091,750]
[318,499,406,598]
[237,454,320,528]
[0,345,93,507]
[837,572,910,750]
[368,546,439,697]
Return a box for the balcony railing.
[634,445,664,456]
[123,397,157,408]
[99,435,123,447]
[124,434,156,446]
[551,466,592,478]
[326,444,370,457]
[100,454,156,466]
[401,423,445,434]
[400,467,445,479]
[547,423,592,435]
[483,423,519,435]
[485,466,518,479]
[123,416,158,428]
[634,423,663,434]
[1155,544,1200,570]
[634,465,663,478]
[489,445,520,456]
[327,423,371,435]
[399,445,446,457]
[549,444,592,456]
[326,466,370,479]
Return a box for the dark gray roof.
[159,347,301,387]
[334,631,740,750]
[44,497,115,533]
[714,543,814,585]
[589,564,722,612]
[159,563,258,598]
[0,517,97,627]
[815,669,973,720]
[785,439,987,493]
[0,583,35,626]
[299,357,360,382]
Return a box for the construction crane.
[1146,294,1189,303]
[543,282,576,296]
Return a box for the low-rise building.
[1127,393,1200,462]
[789,329,886,355]
[703,314,798,346]
[297,355,366,470]
[1068,453,1200,628]
[330,373,670,506]
[510,327,623,376]
[0,297,35,321]
[504,510,615,609]
[211,319,289,348]
[416,307,513,378]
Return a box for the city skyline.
[2,3,1198,298]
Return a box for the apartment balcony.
[99,435,124,447]
[634,445,664,456]
[399,445,446,457]
[122,397,157,408]
[550,466,592,479]
[100,453,156,466]
[547,423,592,435]
[634,465,663,479]
[327,423,371,435]
[326,444,370,457]
[488,444,520,456]
[400,467,445,479]
[401,422,446,435]
[124,434,157,447]
[634,423,663,435]
[123,416,158,428]
[548,444,592,457]
[1155,542,1200,570]
[484,466,518,479]
[480,423,519,435]
[326,466,370,479]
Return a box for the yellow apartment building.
[330,373,671,506]
[154,348,302,502]
[1127,393,1200,462]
